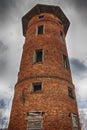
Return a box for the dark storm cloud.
[67,0,87,9]
[67,0,87,21]
[0,0,16,13]
[60,0,87,24]
[70,58,87,77]
[0,0,19,22]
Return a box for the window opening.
[31,82,42,92]
[60,31,65,42]
[71,113,78,129]
[27,112,43,130]
[39,15,44,19]
[37,25,44,34]
[62,55,70,70]
[68,87,74,99]
[34,49,43,63]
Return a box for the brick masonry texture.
[8,12,81,130]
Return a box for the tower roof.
[22,4,70,36]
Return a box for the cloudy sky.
[0,0,87,128]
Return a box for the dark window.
[62,55,70,70]
[37,25,44,34]
[68,87,74,99]
[60,31,65,42]
[34,49,43,63]
[27,112,43,130]
[31,82,42,92]
[39,15,44,19]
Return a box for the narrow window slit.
[39,15,44,19]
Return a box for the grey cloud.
[0,0,87,123]
[0,41,8,54]
[0,99,6,109]
[0,109,8,129]
[65,0,87,23]
[0,41,9,77]
[78,100,87,109]
[67,0,87,9]
[0,0,22,23]
[0,0,16,12]
[70,58,87,78]
[0,59,6,74]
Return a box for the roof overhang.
[22,4,70,36]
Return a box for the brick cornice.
[15,75,74,87]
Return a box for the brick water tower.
[8,4,81,130]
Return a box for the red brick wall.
[8,13,81,130]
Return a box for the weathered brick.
[8,5,81,130]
